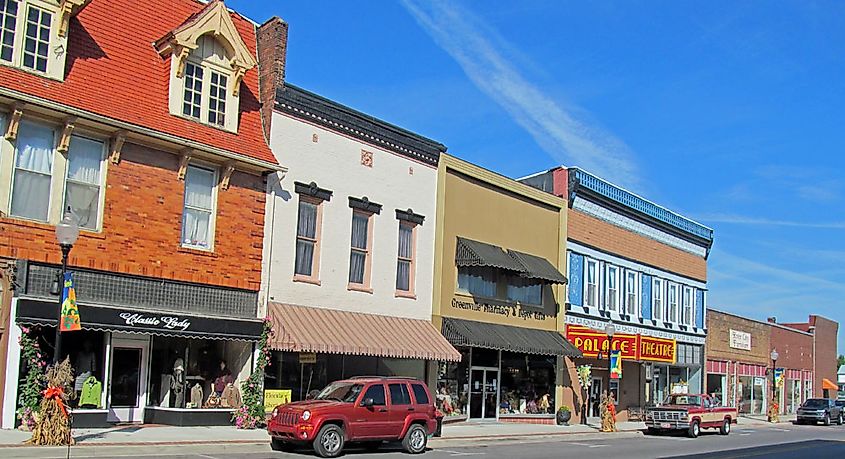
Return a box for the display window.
[499,352,555,415]
[436,348,471,416]
[148,336,250,410]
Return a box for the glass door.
[469,367,498,419]
[107,336,149,423]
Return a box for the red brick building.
[781,315,840,399]
[0,0,283,428]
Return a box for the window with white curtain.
[0,0,17,63]
[396,222,415,293]
[506,276,542,305]
[181,165,216,249]
[625,270,638,316]
[457,266,497,298]
[682,286,693,326]
[605,264,618,312]
[653,278,664,321]
[10,120,54,221]
[348,211,371,286]
[294,198,320,278]
[667,283,678,323]
[22,4,50,72]
[64,136,104,230]
[585,259,598,307]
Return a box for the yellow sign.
[264,389,292,413]
[299,352,317,364]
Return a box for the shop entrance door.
[589,377,603,417]
[469,367,498,420]
[107,336,149,423]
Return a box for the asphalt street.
[17,423,845,459]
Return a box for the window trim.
[667,282,679,324]
[682,285,693,326]
[605,264,619,312]
[0,0,67,81]
[60,132,108,232]
[625,269,639,317]
[8,119,56,223]
[395,220,417,298]
[21,3,51,73]
[180,162,219,251]
[584,258,599,308]
[347,209,374,292]
[652,278,664,321]
[292,195,323,285]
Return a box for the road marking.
[771,428,790,432]
[587,444,607,448]
[739,433,752,436]
[437,450,486,456]
[195,455,219,459]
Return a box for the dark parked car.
[797,398,842,425]
[267,377,438,458]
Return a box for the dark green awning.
[442,317,582,357]
[455,237,526,273]
[508,250,568,284]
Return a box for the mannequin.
[213,360,234,396]
[171,358,186,408]
[74,340,97,398]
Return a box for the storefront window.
[706,373,727,406]
[738,376,766,415]
[786,379,801,413]
[148,336,250,409]
[499,352,555,414]
[436,348,470,416]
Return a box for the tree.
[838,355,845,369]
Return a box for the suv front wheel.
[402,424,428,454]
[314,424,345,458]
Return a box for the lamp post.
[605,321,616,399]
[53,210,79,365]
[770,349,779,412]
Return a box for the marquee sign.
[566,325,676,363]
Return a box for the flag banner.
[774,368,785,388]
[610,350,622,379]
[60,272,81,332]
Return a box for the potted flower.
[556,405,572,425]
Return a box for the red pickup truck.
[645,394,738,438]
[267,377,438,458]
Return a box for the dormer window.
[157,1,256,133]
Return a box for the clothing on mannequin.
[171,358,186,408]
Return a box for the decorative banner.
[59,273,81,332]
[264,389,292,413]
[577,365,592,388]
[774,368,785,388]
[610,350,622,379]
[566,325,676,363]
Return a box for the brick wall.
[568,210,707,282]
[811,316,838,396]
[256,17,289,142]
[769,324,813,372]
[706,310,771,366]
[0,142,265,290]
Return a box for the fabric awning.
[508,250,568,284]
[442,317,582,357]
[15,298,263,341]
[267,303,462,362]
[455,237,526,273]
[823,378,838,391]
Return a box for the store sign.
[264,389,292,413]
[299,352,317,364]
[119,312,191,331]
[451,297,547,321]
[729,329,751,350]
[566,325,676,363]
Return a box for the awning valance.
[267,303,462,362]
[455,237,526,273]
[823,378,838,391]
[508,250,568,284]
[15,299,263,341]
[442,317,582,357]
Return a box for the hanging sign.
[299,352,317,364]
[565,326,676,363]
[610,350,622,379]
[59,272,81,332]
[774,368,785,388]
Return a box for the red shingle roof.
[0,0,276,166]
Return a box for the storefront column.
[1,298,21,429]
[555,355,565,412]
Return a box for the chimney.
[256,17,288,142]
[767,317,777,324]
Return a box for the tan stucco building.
[431,155,579,422]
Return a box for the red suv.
[268,377,438,457]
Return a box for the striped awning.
[442,317,582,357]
[267,303,462,362]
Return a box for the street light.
[771,349,779,413]
[53,209,79,365]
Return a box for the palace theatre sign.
[565,325,676,363]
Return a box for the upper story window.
[0,0,18,63]
[159,2,257,133]
[348,211,372,288]
[507,277,542,305]
[652,278,664,321]
[10,120,53,221]
[457,266,497,298]
[294,197,322,280]
[22,4,49,72]
[625,270,639,316]
[667,282,678,324]
[181,164,217,250]
[395,221,416,295]
[682,286,693,326]
[584,259,598,308]
[605,264,619,312]
[0,0,80,79]
[63,135,104,230]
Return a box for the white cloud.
[696,213,845,229]
[400,0,640,188]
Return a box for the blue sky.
[231,1,845,350]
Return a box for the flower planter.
[556,410,571,425]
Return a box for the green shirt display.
[80,376,102,409]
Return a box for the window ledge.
[347,284,373,294]
[395,291,416,299]
[0,60,64,82]
[171,112,237,134]
[293,275,321,286]
[177,246,217,257]
[0,216,105,239]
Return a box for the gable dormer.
[156,0,256,133]
[0,0,88,79]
